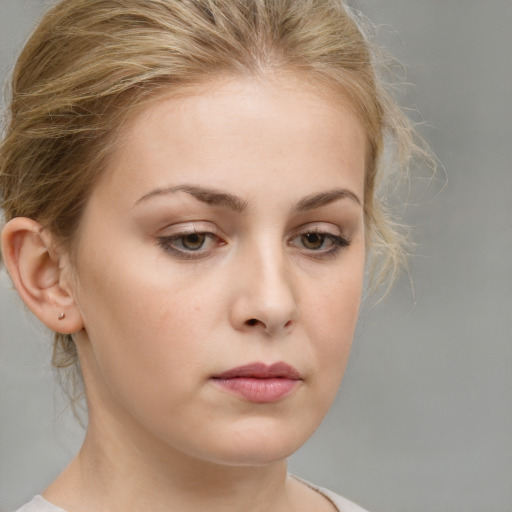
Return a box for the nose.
[230,243,299,336]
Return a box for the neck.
[42,345,333,512]
[44,414,293,512]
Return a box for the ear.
[1,217,84,334]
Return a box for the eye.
[290,229,350,258]
[157,228,225,259]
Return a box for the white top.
[14,496,66,512]
[297,477,370,512]
[14,478,369,512]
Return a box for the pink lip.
[212,362,302,403]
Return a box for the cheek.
[75,247,229,393]
[313,293,359,372]
[303,256,364,379]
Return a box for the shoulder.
[291,475,371,512]
[13,496,67,512]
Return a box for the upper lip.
[213,362,302,380]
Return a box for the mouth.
[211,362,302,403]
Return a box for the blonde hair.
[0,0,422,388]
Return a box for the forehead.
[95,76,367,208]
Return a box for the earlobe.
[1,217,84,334]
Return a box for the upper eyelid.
[158,222,220,236]
[158,215,345,233]
[289,222,343,237]
[158,222,344,238]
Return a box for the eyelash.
[157,228,350,260]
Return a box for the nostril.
[246,318,259,326]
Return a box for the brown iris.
[301,233,326,250]
[182,233,206,250]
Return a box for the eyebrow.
[135,184,361,212]
[294,189,361,212]
[135,185,248,213]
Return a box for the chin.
[187,417,318,468]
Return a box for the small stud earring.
[58,312,66,321]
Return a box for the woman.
[0,1,418,511]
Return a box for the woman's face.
[70,77,367,466]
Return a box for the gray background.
[1,1,511,511]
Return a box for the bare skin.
[3,76,366,512]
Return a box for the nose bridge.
[232,232,298,334]
[253,239,293,302]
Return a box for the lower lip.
[212,377,300,403]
